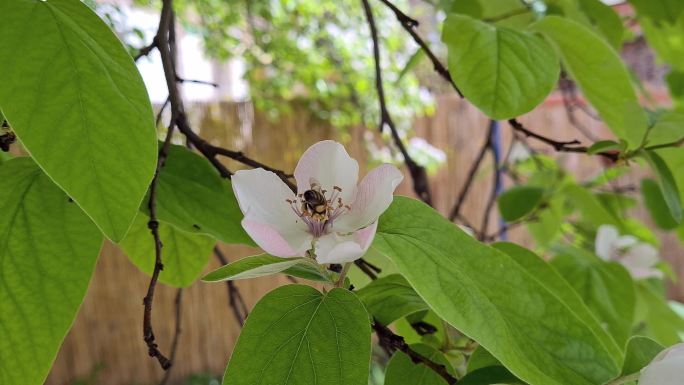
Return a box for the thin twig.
[508,119,619,162]
[142,121,176,371]
[134,38,158,62]
[448,123,494,221]
[373,319,458,384]
[377,0,463,97]
[362,0,433,205]
[159,289,184,385]
[176,76,219,88]
[214,247,249,326]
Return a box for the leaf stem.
[335,262,352,288]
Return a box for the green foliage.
[202,254,331,283]
[621,336,664,376]
[384,344,454,385]
[550,246,636,348]
[0,0,157,241]
[442,14,559,119]
[356,274,428,325]
[642,150,683,223]
[531,16,642,141]
[222,285,371,385]
[0,158,103,385]
[497,185,545,221]
[151,144,253,245]
[642,179,679,230]
[120,213,216,287]
[374,197,620,385]
[635,282,684,345]
[459,365,522,385]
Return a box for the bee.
[302,178,328,216]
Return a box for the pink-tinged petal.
[622,244,659,269]
[595,225,619,260]
[337,164,403,231]
[241,218,312,258]
[294,140,359,203]
[232,168,302,232]
[640,344,684,385]
[315,222,377,264]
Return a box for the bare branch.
[159,289,184,385]
[362,0,433,205]
[214,247,249,326]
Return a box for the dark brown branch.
[159,288,184,385]
[448,123,494,221]
[143,118,176,371]
[373,319,458,384]
[508,119,619,162]
[175,76,219,88]
[353,258,382,280]
[134,37,158,62]
[362,0,433,205]
[377,0,463,97]
[214,247,249,326]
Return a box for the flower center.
[286,181,350,238]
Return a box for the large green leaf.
[442,14,559,119]
[356,274,428,325]
[222,285,371,385]
[646,112,684,147]
[493,242,622,360]
[384,344,454,385]
[0,158,103,385]
[153,145,253,245]
[642,150,683,223]
[531,16,642,141]
[202,254,331,283]
[120,213,216,288]
[636,282,684,345]
[550,246,636,348]
[642,178,679,230]
[0,0,157,241]
[497,185,544,221]
[621,336,664,376]
[459,366,522,385]
[373,197,620,385]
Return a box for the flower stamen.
[287,184,351,237]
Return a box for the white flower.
[639,343,684,385]
[595,225,663,280]
[232,140,403,264]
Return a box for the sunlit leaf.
[356,274,428,325]
[202,254,331,283]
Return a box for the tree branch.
[362,0,433,205]
[373,319,458,384]
[448,123,494,221]
[376,0,463,97]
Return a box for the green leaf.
[621,336,664,376]
[666,71,684,110]
[396,49,425,84]
[222,285,371,385]
[628,0,684,25]
[356,274,428,325]
[646,112,684,147]
[119,213,216,288]
[564,183,621,227]
[636,282,684,345]
[459,365,522,385]
[497,185,544,221]
[442,14,559,119]
[0,0,157,241]
[642,178,679,230]
[384,344,454,385]
[550,246,636,348]
[576,0,625,49]
[588,140,621,155]
[642,150,683,223]
[0,158,103,385]
[531,16,642,140]
[202,254,331,283]
[153,145,253,245]
[467,345,502,373]
[373,197,620,385]
[493,242,622,360]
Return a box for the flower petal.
[595,224,619,260]
[294,140,359,203]
[232,168,301,232]
[241,218,312,258]
[315,222,377,264]
[622,244,659,268]
[336,164,403,231]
